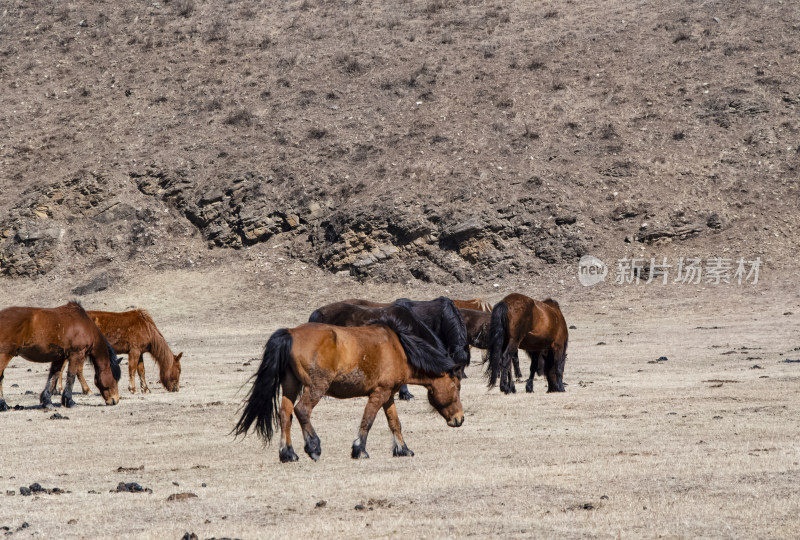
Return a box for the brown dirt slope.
[1,0,798,285]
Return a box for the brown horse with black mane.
[56,309,182,395]
[0,302,121,410]
[486,293,568,394]
[234,310,464,462]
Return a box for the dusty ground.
[1,268,799,539]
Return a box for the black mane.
[393,297,470,367]
[371,307,454,375]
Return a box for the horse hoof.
[42,402,55,411]
[143,387,151,394]
[279,445,299,463]
[393,445,414,457]
[0,401,8,412]
[351,447,370,459]
[129,387,136,394]
[525,381,534,393]
[82,388,91,395]
[398,390,414,401]
[62,397,76,408]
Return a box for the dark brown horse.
[0,302,121,409]
[55,309,182,395]
[486,293,568,394]
[234,312,464,462]
[458,308,492,349]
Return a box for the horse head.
[161,352,182,392]
[427,372,464,428]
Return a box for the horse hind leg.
[278,373,301,463]
[384,396,413,457]
[136,354,150,393]
[0,353,12,411]
[293,378,329,461]
[352,387,392,459]
[524,350,539,393]
[500,342,519,394]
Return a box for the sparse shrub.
[600,124,618,139]
[175,0,195,18]
[224,109,254,127]
[423,0,447,15]
[673,32,690,44]
[527,60,546,70]
[672,131,685,141]
[543,10,558,19]
[522,124,540,140]
[206,19,228,42]
[308,127,327,139]
[552,79,566,91]
[334,53,363,74]
[207,98,224,111]
[441,33,453,44]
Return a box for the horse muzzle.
[447,415,464,428]
[105,395,119,406]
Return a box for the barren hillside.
[1,0,798,287]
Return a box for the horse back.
[289,323,407,396]
[86,310,151,353]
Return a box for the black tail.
[233,329,293,443]
[485,301,509,388]
[375,310,454,375]
[308,308,323,323]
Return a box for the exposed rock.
[71,273,113,296]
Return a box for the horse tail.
[376,312,454,375]
[233,329,293,443]
[485,300,509,388]
[308,308,323,323]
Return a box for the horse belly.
[521,334,552,352]
[327,368,372,398]
[18,345,66,363]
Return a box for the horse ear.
[175,352,183,362]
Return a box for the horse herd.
[0,293,568,462]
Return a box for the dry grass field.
[1,268,799,539]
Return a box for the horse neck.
[406,367,440,388]
[146,322,174,375]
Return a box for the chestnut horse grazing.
[234,314,464,463]
[0,302,121,410]
[56,309,182,394]
[486,293,568,394]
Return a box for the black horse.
[310,298,470,400]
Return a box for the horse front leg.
[352,387,392,459]
[0,353,12,411]
[524,350,539,393]
[41,359,65,409]
[293,381,328,461]
[278,374,301,463]
[384,395,413,457]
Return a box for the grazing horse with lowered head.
[56,309,182,395]
[234,311,464,462]
[0,302,121,410]
[486,293,568,394]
